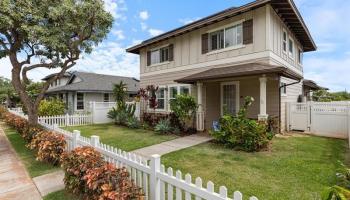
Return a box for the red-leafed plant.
[28,131,66,165]
[61,146,105,196]
[84,163,144,200]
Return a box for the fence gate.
[288,102,350,139]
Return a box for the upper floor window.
[209,24,243,52]
[150,46,170,65]
[298,49,303,64]
[288,38,294,58]
[103,93,109,102]
[282,31,287,52]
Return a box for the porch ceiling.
[174,63,303,84]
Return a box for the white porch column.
[258,75,268,121]
[196,82,205,131]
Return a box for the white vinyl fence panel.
[89,101,140,124]
[9,109,258,200]
[287,102,350,139]
[38,114,92,127]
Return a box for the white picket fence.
[287,101,350,140]
[38,114,93,127]
[9,109,258,200]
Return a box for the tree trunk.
[26,103,39,126]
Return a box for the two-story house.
[43,71,139,114]
[127,0,316,132]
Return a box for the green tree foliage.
[38,99,65,116]
[313,89,350,102]
[113,81,128,104]
[169,94,198,130]
[0,77,18,105]
[0,0,113,125]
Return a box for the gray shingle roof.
[46,71,139,93]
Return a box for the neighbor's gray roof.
[303,79,328,90]
[46,71,139,93]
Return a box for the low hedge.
[61,147,144,199]
[1,107,144,199]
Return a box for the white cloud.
[139,11,149,20]
[148,28,164,37]
[179,17,201,25]
[0,58,12,79]
[304,56,350,91]
[141,22,148,31]
[111,30,125,40]
[103,0,127,20]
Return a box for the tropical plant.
[127,117,140,129]
[326,164,350,200]
[146,85,159,110]
[210,96,272,152]
[113,81,128,104]
[0,0,113,125]
[38,99,65,116]
[107,104,136,126]
[61,146,105,196]
[83,163,144,200]
[170,94,198,130]
[154,119,173,134]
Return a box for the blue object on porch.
[212,121,220,131]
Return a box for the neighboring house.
[43,71,139,114]
[127,0,317,132]
[302,79,328,101]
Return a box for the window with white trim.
[298,49,303,64]
[280,82,287,95]
[103,93,109,102]
[151,46,169,65]
[156,87,166,110]
[209,23,243,52]
[76,93,84,110]
[282,31,287,52]
[168,84,191,111]
[288,38,294,57]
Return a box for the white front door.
[221,81,240,115]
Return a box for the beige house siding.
[139,6,267,75]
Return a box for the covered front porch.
[175,63,302,131]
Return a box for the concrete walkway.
[0,125,42,200]
[132,133,212,158]
[33,170,65,197]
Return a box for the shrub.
[210,96,272,152]
[28,131,66,165]
[21,125,44,143]
[38,99,65,116]
[326,163,350,200]
[127,117,140,129]
[61,146,105,195]
[83,163,144,200]
[154,119,173,134]
[169,94,198,131]
[108,104,136,126]
[0,106,7,118]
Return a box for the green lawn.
[43,190,77,200]
[2,123,60,177]
[63,123,179,151]
[162,135,350,200]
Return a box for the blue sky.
[1,0,349,92]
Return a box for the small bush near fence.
[38,99,65,116]
[210,96,273,152]
[61,146,143,199]
[29,131,66,165]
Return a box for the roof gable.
[127,0,316,54]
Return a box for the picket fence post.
[90,135,100,147]
[65,114,70,126]
[72,130,80,149]
[52,124,58,131]
[149,154,161,200]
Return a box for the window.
[282,31,287,52]
[209,23,243,52]
[180,86,190,95]
[298,49,303,64]
[156,87,166,110]
[288,38,294,57]
[103,93,109,102]
[76,93,84,110]
[280,82,287,95]
[169,86,178,102]
[150,46,169,65]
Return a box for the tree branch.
[19,43,35,66]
